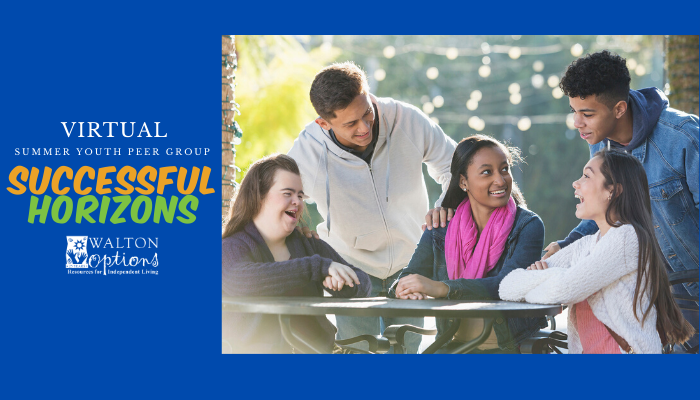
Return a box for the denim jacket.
[561,98,699,299]
[389,206,548,351]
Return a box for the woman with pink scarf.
[389,135,547,353]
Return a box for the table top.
[222,296,562,318]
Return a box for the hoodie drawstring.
[322,141,331,237]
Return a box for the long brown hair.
[222,154,303,239]
[597,149,694,344]
[442,134,526,210]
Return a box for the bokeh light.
[552,87,564,99]
[446,47,459,60]
[482,56,491,65]
[635,65,646,76]
[426,67,439,80]
[547,75,559,88]
[422,102,434,114]
[383,46,396,59]
[470,90,483,101]
[531,74,544,88]
[518,117,532,131]
[466,98,479,110]
[508,47,521,59]
[533,60,544,72]
[374,69,386,81]
[432,95,444,108]
[570,43,583,57]
[508,83,521,94]
[510,93,522,104]
[478,65,491,78]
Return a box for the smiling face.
[573,156,612,221]
[315,93,375,152]
[569,95,619,145]
[461,146,512,211]
[253,169,305,240]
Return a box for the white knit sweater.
[499,224,662,354]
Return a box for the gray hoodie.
[288,95,456,279]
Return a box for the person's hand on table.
[541,242,560,260]
[422,207,454,231]
[296,226,320,239]
[324,262,360,291]
[526,261,549,270]
[396,274,449,298]
[397,291,428,300]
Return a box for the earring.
[608,193,612,201]
[462,187,467,192]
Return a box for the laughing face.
[572,156,611,221]
[461,146,512,211]
[254,169,305,240]
[315,93,375,152]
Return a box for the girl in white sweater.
[500,149,693,353]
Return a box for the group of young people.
[222,50,699,354]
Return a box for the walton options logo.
[65,236,160,276]
[66,236,90,268]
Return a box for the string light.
[432,95,444,108]
[533,60,544,72]
[508,83,521,94]
[426,67,439,80]
[383,46,396,59]
[470,90,483,101]
[478,65,491,77]
[466,98,479,110]
[531,74,544,88]
[570,43,583,57]
[374,69,386,81]
[446,47,459,60]
[552,87,564,99]
[510,93,522,104]
[508,47,522,59]
[547,75,559,88]
[518,117,532,131]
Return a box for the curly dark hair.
[559,50,631,109]
[309,61,369,121]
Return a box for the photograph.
[222,35,698,355]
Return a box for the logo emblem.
[66,236,90,268]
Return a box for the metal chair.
[668,270,699,354]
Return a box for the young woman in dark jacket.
[222,154,371,354]
[390,135,547,353]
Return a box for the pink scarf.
[445,197,516,280]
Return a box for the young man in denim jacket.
[542,50,699,352]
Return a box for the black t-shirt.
[329,103,380,165]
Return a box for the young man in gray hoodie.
[541,50,699,353]
[288,62,457,353]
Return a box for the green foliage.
[234,36,339,179]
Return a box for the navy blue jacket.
[222,222,371,353]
